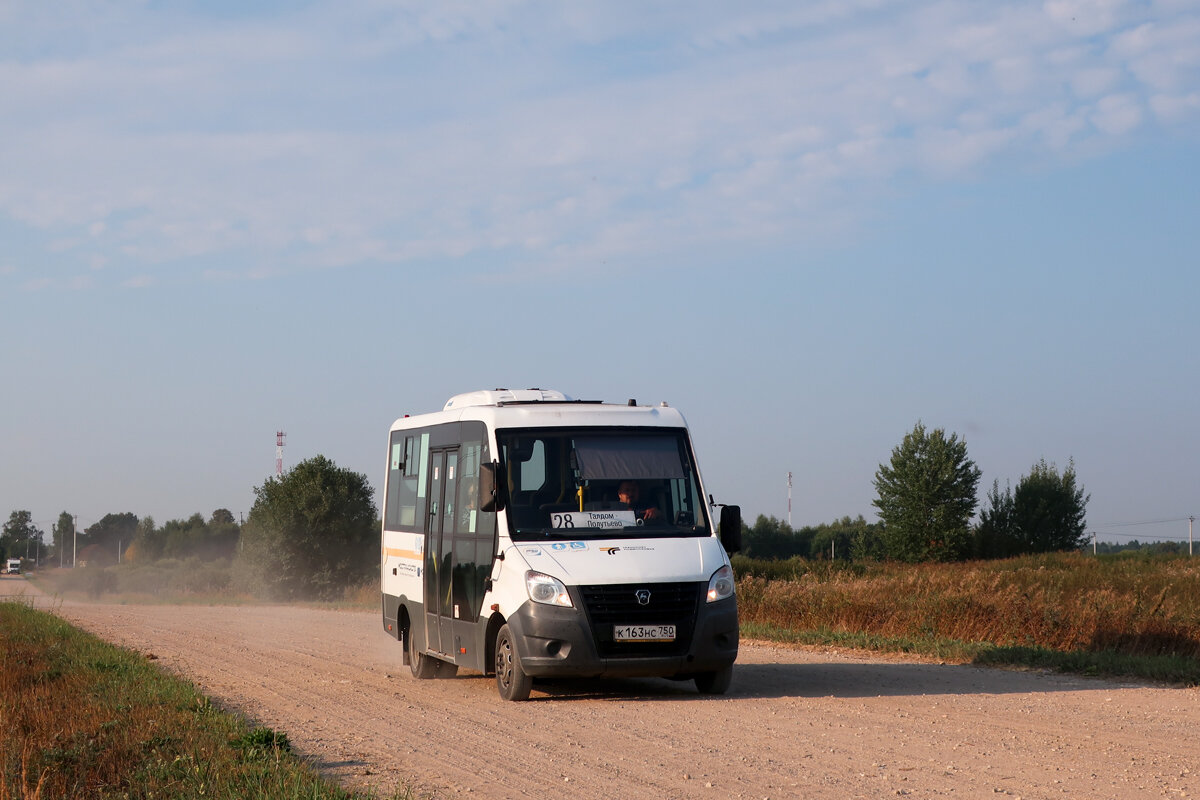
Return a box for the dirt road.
[29,588,1198,799]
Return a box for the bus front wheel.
[494,624,532,701]
[694,664,733,695]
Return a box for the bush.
[83,567,118,598]
[234,455,376,601]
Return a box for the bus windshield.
[497,427,711,540]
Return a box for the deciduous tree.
[1012,458,1089,552]
[2,510,43,562]
[234,455,376,600]
[742,515,811,559]
[83,513,139,565]
[873,422,981,562]
[976,460,1089,555]
[975,480,1018,559]
[51,512,74,564]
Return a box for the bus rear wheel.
[494,624,532,701]
[408,630,444,679]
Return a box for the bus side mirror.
[719,505,742,553]
[480,461,505,512]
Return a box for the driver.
[617,480,662,522]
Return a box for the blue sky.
[2,0,1198,546]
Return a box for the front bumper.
[505,590,738,679]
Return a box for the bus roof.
[443,388,572,409]
[390,389,689,432]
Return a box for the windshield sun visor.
[572,436,686,480]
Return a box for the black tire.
[494,623,532,701]
[694,664,733,695]
[408,629,439,679]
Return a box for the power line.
[1093,517,1192,529]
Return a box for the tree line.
[2,455,377,600]
[742,421,1090,563]
[4,421,1093,582]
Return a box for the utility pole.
[72,515,78,568]
[1190,516,1194,557]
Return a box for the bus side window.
[397,435,420,527]
[386,436,404,529]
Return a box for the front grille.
[579,582,703,658]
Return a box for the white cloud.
[1150,92,1200,122]
[1090,92,1144,134]
[1043,0,1128,36]
[1019,104,1090,148]
[1071,66,1123,97]
[0,0,1196,287]
[920,126,1020,173]
[122,275,155,289]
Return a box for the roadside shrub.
[343,578,378,608]
[33,560,235,601]
[84,567,118,598]
[182,561,233,594]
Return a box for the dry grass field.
[734,552,1200,680]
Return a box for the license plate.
[613,624,676,642]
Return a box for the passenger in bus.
[616,480,662,522]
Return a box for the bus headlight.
[526,571,574,607]
[706,565,735,603]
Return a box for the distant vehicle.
[380,388,742,701]
[5,559,21,575]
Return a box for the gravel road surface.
[12,581,1194,799]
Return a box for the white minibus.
[380,389,741,700]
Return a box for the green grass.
[0,602,420,800]
[740,621,993,661]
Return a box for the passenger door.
[423,448,458,655]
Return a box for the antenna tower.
[276,431,287,476]
[787,471,793,528]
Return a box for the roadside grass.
[0,603,420,800]
[320,578,379,610]
[734,551,1200,685]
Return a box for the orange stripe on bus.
[384,547,422,560]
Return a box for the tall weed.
[735,552,1200,662]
